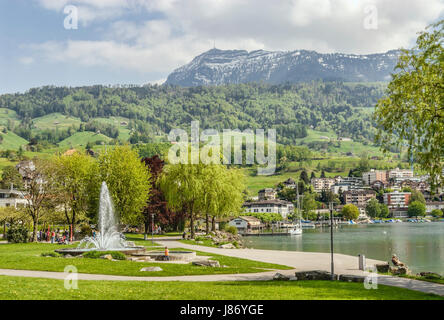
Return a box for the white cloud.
[31,0,444,76]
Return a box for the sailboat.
[288,183,302,235]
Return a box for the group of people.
[37,229,69,244]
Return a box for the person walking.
[51,231,55,244]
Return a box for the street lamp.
[329,202,335,280]
[151,213,155,245]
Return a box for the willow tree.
[159,162,205,239]
[374,20,444,190]
[203,166,246,233]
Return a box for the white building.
[425,202,444,213]
[362,169,387,185]
[388,168,414,180]
[228,216,262,233]
[311,178,335,193]
[243,200,294,219]
[383,191,411,209]
[0,189,28,208]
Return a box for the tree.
[141,155,177,239]
[431,209,443,218]
[365,198,381,218]
[409,190,426,204]
[374,20,444,189]
[407,201,426,217]
[160,162,206,239]
[341,204,360,220]
[0,166,24,189]
[310,171,316,180]
[19,160,54,242]
[48,152,96,231]
[301,192,317,220]
[320,170,326,178]
[379,204,390,218]
[300,170,309,185]
[95,145,151,225]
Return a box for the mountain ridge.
[166,48,400,86]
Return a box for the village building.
[243,200,294,219]
[383,191,411,209]
[343,190,376,207]
[228,216,262,234]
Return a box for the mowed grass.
[58,132,111,148]
[0,131,28,150]
[0,108,19,127]
[0,242,291,277]
[0,276,441,300]
[32,113,81,131]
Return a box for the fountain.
[56,182,145,256]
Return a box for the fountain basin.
[55,246,146,256]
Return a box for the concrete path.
[157,239,383,276]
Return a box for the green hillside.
[32,113,82,131]
[58,132,111,148]
[0,131,28,150]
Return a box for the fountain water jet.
[55,181,145,256]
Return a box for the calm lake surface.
[243,222,444,275]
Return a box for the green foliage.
[82,250,127,260]
[224,225,238,235]
[431,209,443,218]
[365,198,389,218]
[6,223,29,243]
[375,20,444,189]
[409,190,426,204]
[1,165,24,189]
[407,201,426,217]
[341,204,360,220]
[247,212,283,223]
[0,82,387,147]
[94,145,151,225]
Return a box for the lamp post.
[151,213,155,245]
[329,202,335,280]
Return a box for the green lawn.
[0,242,291,277]
[0,276,441,300]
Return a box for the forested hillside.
[0,82,386,146]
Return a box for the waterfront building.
[0,188,28,208]
[383,191,411,208]
[243,200,294,219]
[425,201,444,214]
[343,189,376,207]
[228,216,262,233]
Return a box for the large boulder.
[375,263,390,273]
[219,243,236,249]
[192,260,221,267]
[390,266,409,275]
[273,273,290,281]
[391,255,405,267]
[294,270,337,281]
[140,267,163,272]
[339,274,365,283]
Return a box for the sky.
[1,0,443,94]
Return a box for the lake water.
[243,222,444,275]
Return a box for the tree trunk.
[3,221,5,240]
[144,220,149,240]
[190,210,195,239]
[205,213,209,235]
[31,217,38,242]
[211,216,216,232]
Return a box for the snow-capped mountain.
[166,48,400,86]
